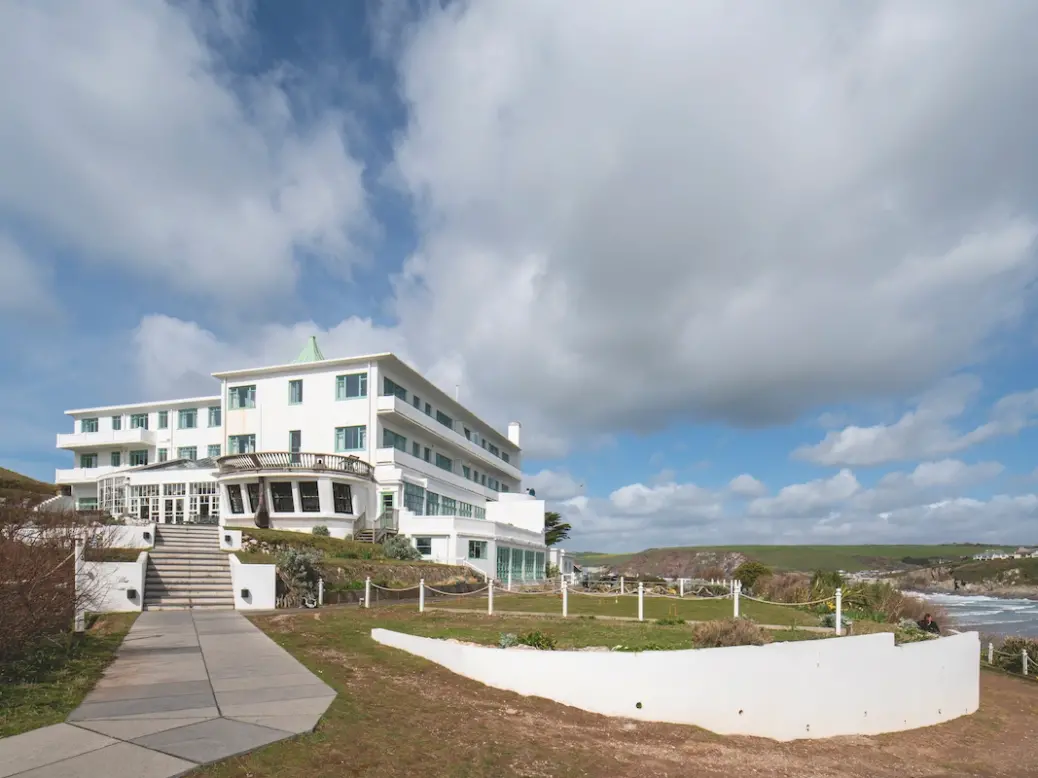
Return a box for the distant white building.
[52,338,547,581]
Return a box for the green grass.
[0,466,57,507]
[439,591,821,628]
[242,528,384,560]
[577,544,1010,573]
[0,613,136,737]
[951,557,1038,585]
[84,548,142,563]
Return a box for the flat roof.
[213,352,519,451]
[65,396,221,416]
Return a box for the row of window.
[382,426,510,492]
[495,546,546,581]
[402,481,486,518]
[78,443,223,469]
[224,481,353,515]
[227,372,369,411]
[381,377,513,466]
[79,407,221,433]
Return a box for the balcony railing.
[215,451,374,480]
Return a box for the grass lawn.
[84,547,142,563]
[443,591,823,628]
[189,606,1038,778]
[0,613,136,737]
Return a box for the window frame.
[335,372,368,400]
[81,418,99,433]
[208,406,221,427]
[298,481,321,512]
[177,408,198,430]
[157,411,168,429]
[177,446,197,461]
[129,450,149,467]
[332,482,353,514]
[227,484,245,514]
[270,482,295,513]
[468,540,487,560]
[229,384,256,409]
[288,379,303,405]
[415,537,432,556]
[80,453,98,468]
[207,444,221,458]
[335,425,367,452]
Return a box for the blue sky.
[2,1,1038,552]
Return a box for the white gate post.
[507,570,512,591]
[637,581,644,622]
[679,578,685,597]
[733,581,741,618]
[1024,649,1030,676]
[562,579,568,618]
[988,642,994,664]
[364,576,371,609]
[620,576,625,594]
[488,578,494,615]
[74,537,85,633]
[834,587,842,635]
[419,579,425,613]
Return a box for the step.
[146,575,231,585]
[144,592,234,603]
[146,588,231,598]
[150,551,228,559]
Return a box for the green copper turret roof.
[293,335,325,363]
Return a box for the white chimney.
[507,421,521,447]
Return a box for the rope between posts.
[425,585,490,597]
[739,594,836,606]
[569,589,635,598]
[370,583,421,592]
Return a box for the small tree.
[733,560,772,590]
[384,535,422,560]
[544,511,571,546]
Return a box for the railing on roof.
[215,452,374,480]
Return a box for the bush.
[656,617,686,626]
[516,631,557,650]
[499,633,518,648]
[733,561,772,590]
[243,528,382,560]
[992,636,1038,674]
[276,547,322,602]
[383,535,422,561]
[810,569,845,597]
[754,572,811,603]
[690,618,772,648]
[311,525,330,537]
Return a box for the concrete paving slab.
[71,716,215,740]
[214,683,335,707]
[210,672,323,693]
[220,695,336,719]
[88,706,221,723]
[133,718,291,763]
[12,742,195,778]
[68,691,217,721]
[227,714,323,735]
[0,724,114,778]
[81,680,213,703]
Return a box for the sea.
[910,592,1038,637]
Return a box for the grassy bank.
[0,613,136,737]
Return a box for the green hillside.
[0,467,57,507]
[575,543,1014,574]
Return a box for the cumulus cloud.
[795,376,1038,466]
[0,235,53,314]
[728,474,768,498]
[0,0,370,302]
[523,469,583,501]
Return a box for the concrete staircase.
[145,525,234,610]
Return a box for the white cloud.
[728,474,767,498]
[795,376,1038,466]
[0,235,53,314]
[748,470,861,519]
[523,469,583,501]
[0,0,370,302]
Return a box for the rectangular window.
[410,441,419,458]
[501,483,510,492]
[382,376,407,400]
[458,502,473,517]
[425,491,440,516]
[403,482,425,515]
[111,415,122,430]
[488,443,499,456]
[270,482,294,512]
[227,484,244,514]
[468,540,488,560]
[412,394,420,409]
[110,451,121,467]
[299,481,320,512]
[464,428,471,441]
[76,497,99,511]
[524,549,536,580]
[81,418,98,433]
[481,473,487,486]
[441,496,457,515]
[178,409,197,429]
[229,434,256,454]
[435,410,453,430]
[158,411,169,429]
[336,372,368,400]
[423,447,431,463]
[177,446,197,460]
[415,537,432,556]
[435,453,453,472]
[130,413,149,429]
[207,444,221,458]
[130,450,149,466]
[289,429,301,452]
[382,428,406,451]
[462,465,471,480]
[80,453,98,468]
[474,505,486,519]
[334,425,366,452]
[289,379,303,405]
[229,385,256,409]
[535,551,545,580]
[158,448,168,462]
[496,546,510,579]
[502,452,510,464]
[208,406,221,427]
[424,402,431,416]
[333,483,353,514]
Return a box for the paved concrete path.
[0,611,335,778]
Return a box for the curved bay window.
[333,483,353,514]
[299,481,320,512]
[270,482,295,512]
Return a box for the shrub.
[383,535,422,561]
[498,633,518,648]
[516,631,557,650]
[755,572,811,603]
[311,525,330,537]
[691,618,772,648]
[243,528,382,560]
[656,617,686,626]
[992,636,1038,674]
[810,569,845,597]
[733,561,772,590]
[276,547,322,601]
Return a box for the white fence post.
[419,579,425,613]
[562,579,569,618]
[679,578,685,598]
[507,570,512,591]
[74,537,85,633]
[620,576,625,594]
[988,642,994,664]
[733,581,741,618]
[318,577,324,607]
[1024,649,1030,676]
[637,581,644,622]
[364,576,371,609]
[834,587,842,635]
[488,578,494,616]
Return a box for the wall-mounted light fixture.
[127,588,138,600]
[143,531,152,541]
[240,588,250,599]
[224,534,232,545]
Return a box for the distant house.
[973,549,1011,561]
[1014,547,1036,559]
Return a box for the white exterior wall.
[372,629,981,741]
[229,555,276,610]
[82,554,147,612]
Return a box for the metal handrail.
[215,451,374,479]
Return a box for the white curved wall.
[371,629,980,740]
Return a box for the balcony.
[375,447,499,501]
[55,465,124,484]
[215,451,374,480]
[375,395,522,480]
[56,428,155,450]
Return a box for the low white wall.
[229,554,277,610]
[15,523,156,549]
[81,553,147,613]
[220,529,243,551]
[371,629,980,740]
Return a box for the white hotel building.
[54,338,549,581]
